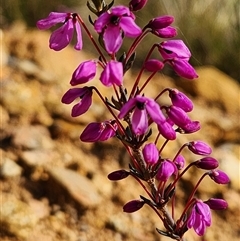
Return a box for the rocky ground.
[1,23,240,241]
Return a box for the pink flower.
[61,87,92,117]
[187,200,212,236]
[80,120,118,142]
[144,59,164,72]
[147,15,174,30]
[209,170,230,184]
[153,26,177,38]
[118,95,166,135]
[37,12,82,51]
[70,60,97,85]
[159,40,191,60]
[94,6,142,54]
[100,60,123,86]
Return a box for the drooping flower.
[61,87,92,117]
[94,5,142,54]
[158,40,191,60]
[70,60,97,85]
[153,26,177,38]
[187,200,212,236]
[174,155,185,170]
[142,143,159,165]
[100,60,123,86]
[118,95,166,135]
[158,40,198,79]
[80,120,118,142]
[37,12,82,51]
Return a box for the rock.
[0,157,22,178]
[12,125,54,150]
[47,167,102,209]
[0,194,39,240]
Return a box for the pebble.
[0,157,22,178]
[12,125,55,150]
[47,167,102,208]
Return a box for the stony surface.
[0,23,240,241]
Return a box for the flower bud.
[142,143,159,165]
[209,170,230,184]
[170,59,198,79]
[144,59,164,72]
[147,15,174,30]
[169,89,193,112]
[157,121,176,140]
[195,157,219,170]
[80,120,117,142]
[156,160,177,181]
[166,105,191,128]
[108,170,130,181]
[181,121,201,133]
[204,198,228,210]
[129,0,148,11]
[174,155,185,170]
[70,60,97,85]
[123,199,145,213]
[153,26,177,38]
[188,141,212,156]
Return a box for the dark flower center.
[110,15,121,25]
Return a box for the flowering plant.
[37,0,229,240]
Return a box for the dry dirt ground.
[1,23,240,241]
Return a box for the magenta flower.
[187,200,211,236]
[209,170,230,184]
[37,12,82,51]
[142,143,159,165]
[159,40,191,60]
[118,95,166,135]
[70,60,97,85]
[100,60,123,86]
[144,59,164,72]
[61,87,92,117]
[129,0,148,11]
[188,141,212,156]
[158,40,198,79]
[169,58,198,79]
[169,88,193,112]
[156,159,177,181]
[204,198,228,210]
[94,5,142,54]
[80,120,118,142]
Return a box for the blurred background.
[1,0,240,81]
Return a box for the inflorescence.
[37,0,230,240]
